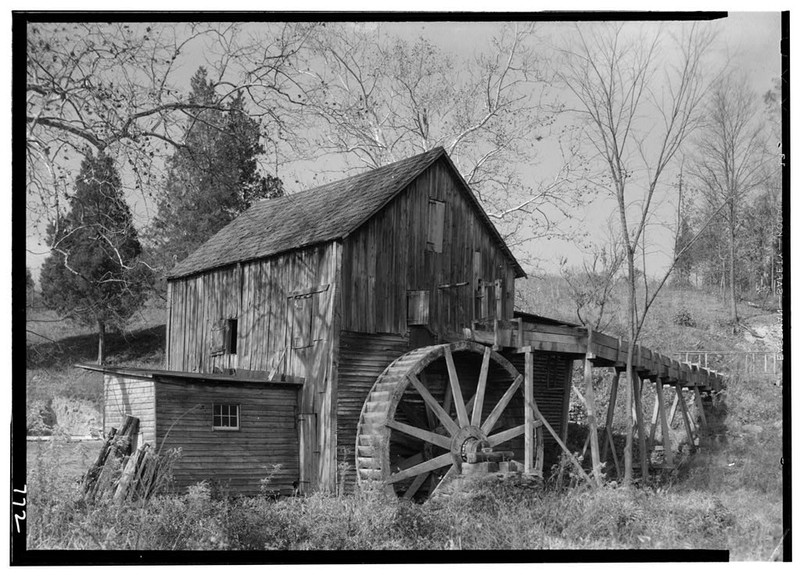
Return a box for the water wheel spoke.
[397,452,425,471]
[402,471,430,500]
[471,346,491,426]
[444,347,469,427]
[386,419,451,450]
[387,453,453,485]
[428,463,457,498]
[481,374,523,435]
[408,374,459,436]
[487,424,525,447]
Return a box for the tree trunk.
[729,204,739,328]
[97,320,106,365]
[623,251,636,485]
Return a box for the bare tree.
[688,74,770,328]
[286,22,588,247]
[561,226,625,332]
[25,21,315,240]
[560,22,717,485]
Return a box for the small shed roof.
[168,147,526,279]
[76,363,304,387]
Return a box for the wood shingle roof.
[168,147,525,279]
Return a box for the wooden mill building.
[88,148,723,498]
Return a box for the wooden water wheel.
[355,341,527,500]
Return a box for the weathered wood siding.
[167,243,338,376]
[166,242,341,493]
[155,381,300,495]
[104,374,156,448]
[506,352,573,468]
[336,331,410,492]
[341,160,517,339]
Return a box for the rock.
[742,424,763,436]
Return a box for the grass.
[23,284,785,556]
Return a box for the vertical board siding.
[104,375,156,447]
[167,243,337,378]
[341,160,517,339]
[505,352,571,468]
[155,382,300,495]
[336,331,410,492]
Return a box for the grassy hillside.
[23,284,785,557]
[26,301,166,435]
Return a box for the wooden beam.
[649,392,661,444]
[694,386,708,428]
[656,377,674,468]
[632,371,648,481]
[530,398,594,485]
[582,329,602,487]
[668,390,680,427]
[676,389,697,451]
[444,347,469,428]
[601,369,621,477]
[471,346,491,427]
[524,349,535,475]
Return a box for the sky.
[20,12,784,280]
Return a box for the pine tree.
[150,67,283,271]
[40,151,150,364]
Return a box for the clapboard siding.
[506,352,573,468]
[341,161,517,338]
[155,381,300,495]
[336,332,410,491]
[104,375,156,447]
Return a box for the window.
[212,404,240,430]
[426,200,445,253]
[290,294,314,348]
[288,284,329,349]
[407,290,430,325]
[211,318,238,356]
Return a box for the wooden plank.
[601,370,621,475]
[481,374,523,435]
[408,374,459,436]
[386,419,451,450]
[694,386,708,428]
[656,377,674,468]
[632,371,648,480]
[676,388,697,451]
[582,330,602,486]
[524,349,534,474]
[471,347,491,427]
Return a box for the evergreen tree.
[40,151,150,363]
[150,67,283,271]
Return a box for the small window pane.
[212,404,239,430]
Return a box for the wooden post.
[632,372,648,480]
[583,328,602,487]
[656,377,673,468]
[668,390,680,427]
[649,392,661,444]
[694,386,708,428]
[676,387,697,451]
[524,349,535,475]
[494,278,503,320]
[601,369,620,463]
